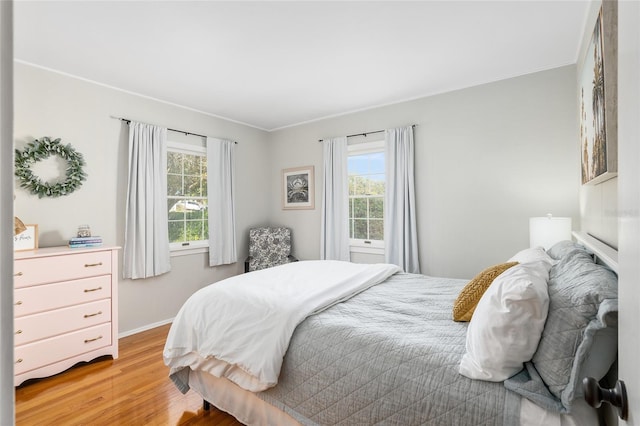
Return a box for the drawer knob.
[84,335,103,344]
[15,330,22,335]
[16,358,23,364]
[14,272,23,277]
[84,262,103,268]
[15,301,22,306]
[84,311,103,318]
[84,287,103,293]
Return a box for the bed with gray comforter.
[168,241,617,426]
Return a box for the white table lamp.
[529,214,572,250]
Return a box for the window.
[348,140,385,252]
[167,141,208,252]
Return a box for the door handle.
[583,377,628,421]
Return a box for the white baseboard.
[118,317,174,339]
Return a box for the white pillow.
[459,262,550,382]
[508,247,555,270]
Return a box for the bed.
[163,239,618,426]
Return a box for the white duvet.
[163,260,401,392]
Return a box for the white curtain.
[320,136,350,261]
[385,126,420,273]
[207,137,237,266]
[123,121,171,279]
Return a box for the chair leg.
[203,399,210,411]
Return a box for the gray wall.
[13,62,271,335]
[14,61,581,335]
[267,66,580,279]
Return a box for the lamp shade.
[529,215,572,250]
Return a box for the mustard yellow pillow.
[452,261,518,322]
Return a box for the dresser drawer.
[15,250,112,288]
[15,323,112,375]
[15,299,111,346]
[15,275,111,317]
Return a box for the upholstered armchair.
[245,227,298,273]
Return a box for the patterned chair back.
[248,227,293,272]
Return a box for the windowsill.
[349,245,385,255]
[170,246,209,257]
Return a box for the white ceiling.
[14,1,590,131]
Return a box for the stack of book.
[68,236,103,248]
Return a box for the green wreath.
[15,137,87,198]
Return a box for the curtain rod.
[317,124,416,142]
[110,116,238,144]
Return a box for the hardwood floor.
[15,324,243,425]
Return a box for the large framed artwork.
[282,166,314,210]
[579,1,617,185]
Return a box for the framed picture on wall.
[282,166,314,210]
[14,224,38,251]
[579,2,617,185]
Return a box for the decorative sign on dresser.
[13,246,119,386]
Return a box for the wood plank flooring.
[15,324,243,425]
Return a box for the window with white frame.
[348,140,385,252]
[167,141,208,252]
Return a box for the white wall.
[578,0,618,248]
[577,4,620,424]
[267,66,579,279]
[13,63,271,335]
[617,0,640,421]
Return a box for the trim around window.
[167,140,209,255]
[348,139,385,253]
[347,139,385,154]
[170,248,208,257]
[169,240,209,257]
[350,239,385,255]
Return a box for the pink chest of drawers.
[14,246,119,386]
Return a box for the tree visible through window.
[348,142,384,246]
[167,143,208,249]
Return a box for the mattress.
[185,365,598,426]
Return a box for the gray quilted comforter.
[257,272,520,425]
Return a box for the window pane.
[183,154,201,176]
[352,198,367,218]
[369,219,384,240]
[351,176,367,196]
[367,174,385,195]
[167,152,183,174]
[369,197,384,218]
[167,175,183,196]
[168,221,185,243]
[348,144,385,244]
[183,176,201,197]
[186,220,204,241]
[186,207,203,220]
[353,219,368,239]
[168,199,185,219]
[348,155,368,175]
[348,176,357,196]
[201,201,209,219]
[369,152,385,174]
